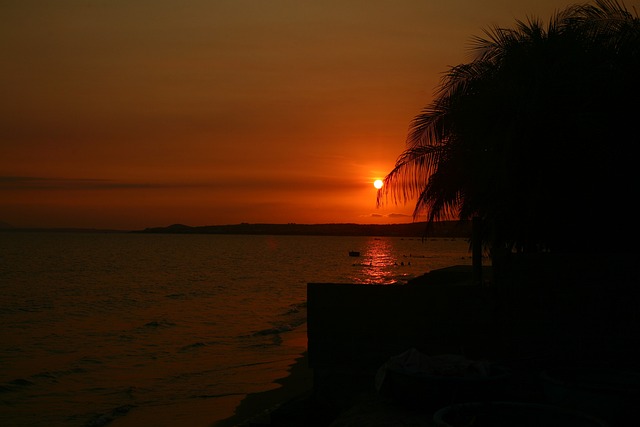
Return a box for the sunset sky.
[1,0,625,230]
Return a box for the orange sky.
[2,0,625,230]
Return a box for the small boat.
[348,251,360,257]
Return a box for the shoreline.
[110,324,310,427]
[213,351,313,427]
[213,321,312,427]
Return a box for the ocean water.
[0,232,472,427]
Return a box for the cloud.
[0,176,182,191]
[367,212,412,218]
[388,213,411,218]
[366,212,414,220]
[0,175,364,193]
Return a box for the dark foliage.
[378,0,640,253]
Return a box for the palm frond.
[380,0,640,252]
[376,144,444,208]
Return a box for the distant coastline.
[0,226,127,234]
[0,220,472,238]
[135,221,471,238]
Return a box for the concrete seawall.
[307,259,640,404]
[307,268,497,374]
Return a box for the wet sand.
[110,396,242,427]
[211,323,312,427]
[107,324,310,427]
[213,351,313,427]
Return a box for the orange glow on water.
[351,238,411,284]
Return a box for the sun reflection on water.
[351,237,412,284]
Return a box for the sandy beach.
[212,324,312,427]
[104,323,311,427]
[214,351,314,427]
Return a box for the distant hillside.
[2,227,126,234]
[136,221,471,238]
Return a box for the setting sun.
[373,179,383,189]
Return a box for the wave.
[179,342,208,352]
[142,320,176,329]
[191,391,245,399]
[283,301,307,315]
[253,325,294,336]
[251,302,307,338]
[0,378,35,393]
[84,404,135,427]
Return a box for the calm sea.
[0,232,472,427]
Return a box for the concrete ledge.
[307,271,497,373]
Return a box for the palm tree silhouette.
[378,0,639,255]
